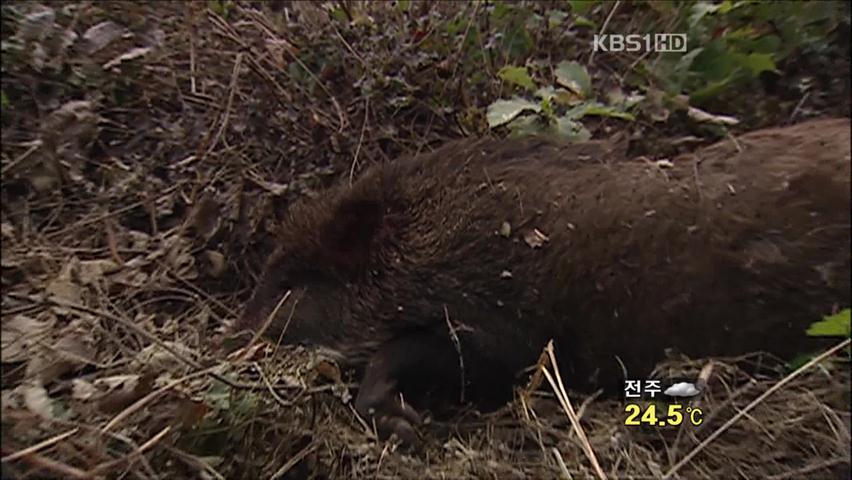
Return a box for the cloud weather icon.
[664,382,701,397]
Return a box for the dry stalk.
[663,338,851,479]
[540,340,608,480]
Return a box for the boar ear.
[319,197,385,269]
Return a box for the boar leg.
[354,331,461,444]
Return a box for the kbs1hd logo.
[593,33,687,53]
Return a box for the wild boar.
[238,117,851,443]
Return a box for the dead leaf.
[96,372,155,414]
[200,250,226,278]
[314,360,342,384]
[93,374,141,390]
[687,106,740,126]
[130,341,195,374]
[82,20,126,55]
[524,229,550,249]
[1,222,15,241]
[265,38,298,70]
[644,88,670,123]
[126,230,152,250]
[18,6,55,42]
[27,168,61,193]
[71,378,97,400]
[175,397,210,429]
[77,259,121,286]
[22,380,54,419]
[103,46,152,70]
[224,334,267,360]
[29,319,96,384]
[186,195,221,241]
[250,177,289,196]
[42,101,99,141]
[165,236,198,279]
[1,315,53,363]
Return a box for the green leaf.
[329,7,349,22]
[525,13,544,31]
[786,352,814,371]
[648,1,676,15]
[689,78,733,104]
[573,15,597,28]
[498,65,536,91]
[536,86,584,106]
[716,0,736,14]
[206,380,232,410]
[534,86,557,103]
[0,90,8,109]
[689,2,723,27]
[554,61,592,97]
[508,115,547,137]
[487,98,542,128]
[568,0,597,15]
[582,103,636,121]
[547,10,568,29]
[734,52,780,76]
[554,116,592,142]
[207,0,231,17]
[807,309,851,337]
[564,101,635,121]
[690,40,739,82]
[675,47,704,78]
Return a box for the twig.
[589,1,621,64]
[187,2,198,94]
[267,32,347,132]
[270,442,318,480]
[575,389,602,420]
[1,428,79,463]
[165,445,226,480]
[725,130,743,153]
[201,52,244,160]
[47,297,206,373]
[662,338,851,479]
[541,341,608,480]
[690,154,704,201]
[787,91,811,125]
[102,368,216,433]
[416,2,480,157]
[253,361,294,408]
[767,457,847,480]
[443,305,466,404]
[349,96,370,186]
[334,25,369,71]
[87,425,172,476]
[552,447,573,479]
[241,290,292,357]
[0,450,88,479]
[44,183,183,240]
[671,371,755,459]
[1,140,42,177]
[348,403,374,437]
[207,11,293,106]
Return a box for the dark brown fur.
[240,118,851,442]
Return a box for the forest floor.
[2,2,850,479]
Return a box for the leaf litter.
[0,1,849,479]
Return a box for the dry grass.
[1,1,849,479]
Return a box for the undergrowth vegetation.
[1,1,849,479]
